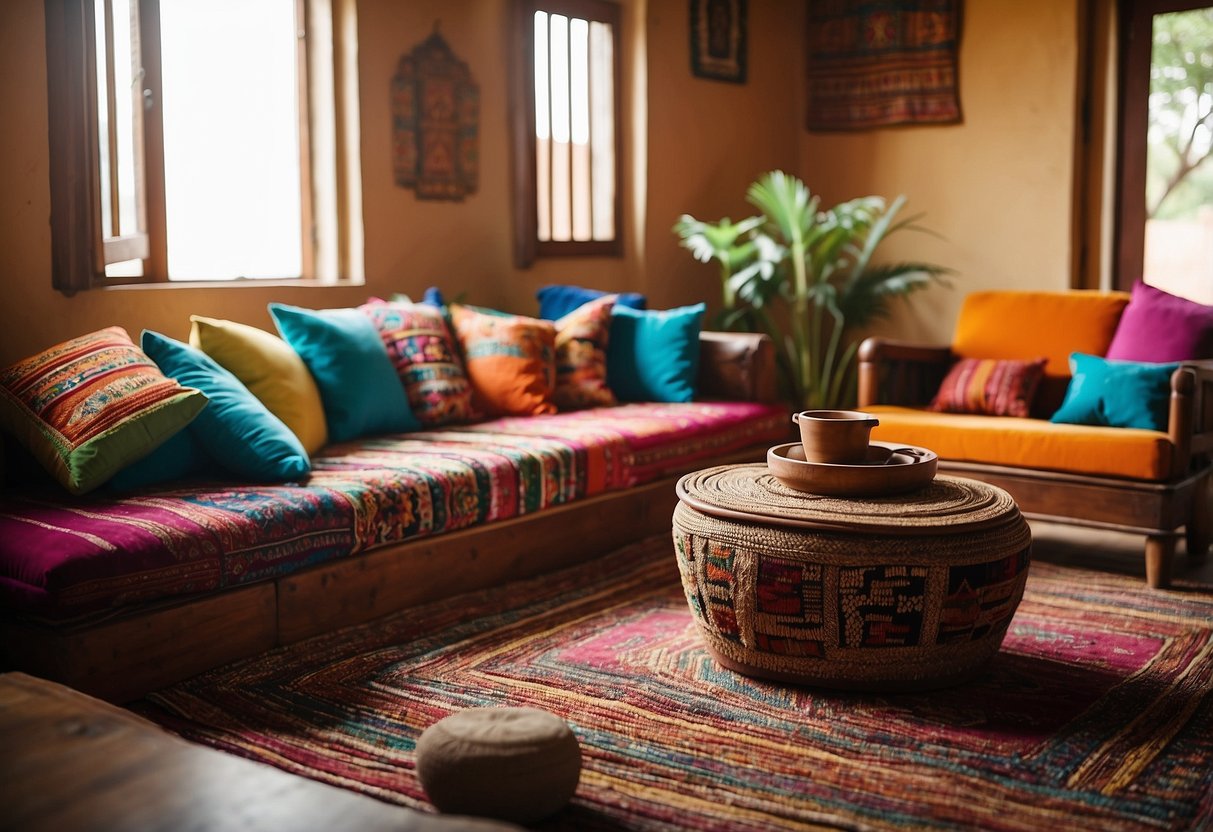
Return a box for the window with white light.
[512,0,622,266]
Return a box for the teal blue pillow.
[1050,353,1180,431]
[141,331,311,482]
[606,303,705,403]
[107,429,213,491]
[269,303,418,442]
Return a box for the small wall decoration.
[806,0,962,131]
[391,24,479,200]
[690,0,747,84]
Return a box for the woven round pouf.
[415,707,581,824]
[673,466,1031,691]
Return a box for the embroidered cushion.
[141,331,310,482]
[269,303,419,442]
[0,326,207,494]
[189,315,328,454]
[1050,353,1180,431]
[358,299,476,427]
[537,284,646,321]
[606,303,705,403]
[1105,281,1213,362]
[928,357,1047,418]
[553,294,617,410]
[449,303,557,417]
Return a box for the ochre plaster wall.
[0,0,803,364]
[799,0,1082,345]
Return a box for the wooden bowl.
[766,441,937,497]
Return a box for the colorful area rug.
[135,536,1213,830]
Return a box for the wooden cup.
[791,410,880,464]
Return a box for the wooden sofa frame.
[0,331,782,703]
[857,338,1213,589]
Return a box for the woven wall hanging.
[806,0,962,131]
[391,25,479,201]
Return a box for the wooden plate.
[766,441,938,497]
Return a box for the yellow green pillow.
[189,315,328,454]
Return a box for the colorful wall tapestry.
[805,0,962,131]
[391,28,479,201]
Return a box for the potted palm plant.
[674,171,949,409]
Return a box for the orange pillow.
[449,304,557,417]
[952,291,1129,378]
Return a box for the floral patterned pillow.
[360,299,476,426]
[553,295,617,410]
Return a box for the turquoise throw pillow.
[269,303,418,442]
[606,303,705,403]
[142,331,311,481]
[1050,353,1180,431]
[107,429,211,491]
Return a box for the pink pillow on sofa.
[1105,282,1213,362]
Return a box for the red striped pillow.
[928,357,1047,418]
[0,327,207,493]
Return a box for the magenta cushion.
[1105,282,1213,362]
[0,401,788,616]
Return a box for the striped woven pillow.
[928,357,1047,418]
[0,327,207,494]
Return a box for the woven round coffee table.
[672,465,1031,691]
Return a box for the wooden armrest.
[857,337,955,408]
[857,338,954,365]
[696,331,779,404]
[1172,361,1213,472]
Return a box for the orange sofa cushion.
[867,405,1174,481]
[952,291,1130,379]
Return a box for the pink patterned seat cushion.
[0,401,785,618]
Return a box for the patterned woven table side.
[672,500,1032,691]
[677,468,1020,534]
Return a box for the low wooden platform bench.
[0,332,784,703]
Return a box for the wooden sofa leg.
[1145,535,1175,589]
[1185,473,1211,560]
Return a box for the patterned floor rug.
[134,536,1213,831]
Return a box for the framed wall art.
[690,0,747,84]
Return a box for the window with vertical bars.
[512,0,622,266]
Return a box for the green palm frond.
[674,172,951,409]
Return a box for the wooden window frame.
[1112,0,1210,290]
[510,0,623,267]
[44,0,345,293]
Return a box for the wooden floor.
[1028,520,1213,587]
[0,673,518,832]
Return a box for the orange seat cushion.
[867,405,1174,481]
[952,290,1130,378]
